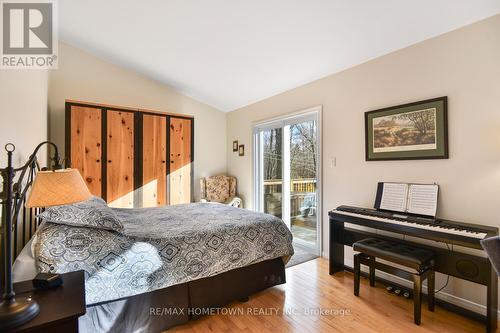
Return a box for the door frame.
[253,106,323,256]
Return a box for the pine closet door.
[106,110,135,208]
[142,114,168,207]
[68,105,102,197]
[66,101,193,208]
[169,117,193,205]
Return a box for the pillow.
[38,196,123,232]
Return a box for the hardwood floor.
[169,258,498,333]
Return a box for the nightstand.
[10,270,86,333]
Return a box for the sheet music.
[407,184,438,216]
[379,183,408,213]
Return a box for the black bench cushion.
[353,238,435,268]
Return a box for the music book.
[374,182,439,217]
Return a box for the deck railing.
[263,178,316,193]
[263,178,316,217]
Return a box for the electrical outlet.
[329,157,336,168]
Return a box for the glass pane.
[263,128,283,218]
[289,120,317,248]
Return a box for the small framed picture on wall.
[233,140,238,152]
[239,145,245,156]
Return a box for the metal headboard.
[0,157,43,261]
[1,141,62,303]
[0,142,62,263]
[13,161,44,259]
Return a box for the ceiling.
[59,1,500,112]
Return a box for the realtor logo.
[1,0,57,69]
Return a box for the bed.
[12,200,294,332]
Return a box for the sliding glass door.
[262,126,284,219]
[254,108,321,253]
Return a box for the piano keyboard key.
[331,210,488,239]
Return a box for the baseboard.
[342,256,500,321]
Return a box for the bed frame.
[3,158,287,332]
[12,173,45,261]
[1,147,44,268]
[82,257,285,332]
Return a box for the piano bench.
[353,238,436,326]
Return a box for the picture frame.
[365,96,448,161]
[233,140,238,152]
[238,144,245,156]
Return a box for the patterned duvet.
[34,203,294,305]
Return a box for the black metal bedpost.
[0,144,39,330]
[2,144,15,302]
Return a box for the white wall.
[0,70,48,257]
[0,71,49,168]
[48,42,227,201]
[226,14,500,313]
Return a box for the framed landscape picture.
[365,97,448,161]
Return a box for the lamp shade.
[26,169,92,208]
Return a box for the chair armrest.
[481,236,500,276]
[224,196,242,208]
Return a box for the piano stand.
[329,219,498,333]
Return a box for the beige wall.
[0,71,48,168]
[49,42,227,201]
[227,15,500,313]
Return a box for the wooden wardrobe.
[65,101,194,208]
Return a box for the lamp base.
[0,297,39,330]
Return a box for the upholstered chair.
[481,236,500,276]
[200,175,242,208]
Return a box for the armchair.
[481,236,500,276]
[200,175,242,208]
